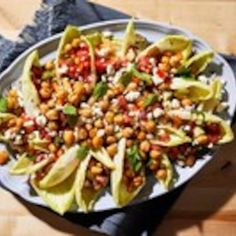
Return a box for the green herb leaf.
[144,94,158,107]
[127,145,143,173]
[63,104,77,116]
[119,71,132,86]
[176,66,191,77]
[77,146,89,160]
[93,82,108,99]
[182,75,196,81]
[0,96,8,112]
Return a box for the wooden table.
[1,1,236,235]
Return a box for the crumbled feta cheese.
[101,75,107,82]
[96,48,110,57]
[24,120,34,127]
[177,160,185,167]
[80,102,89,108]
[125,91,140,102]
[146,134,154,139]
[208,143,214,148]
[216,102,228,113]
[149,57,156,66]
[35,115,47,126]
[114,125,120,132]
[171,99,180,109]
[58,64,68,74]
[126,48,136,61]
[158,129,166,136]
[48,131,57,137]
[102,30,112,37]
[14,135,23,145]
[93,107,103,117]
[111,98,118,104]
[198,75,208,84]
[152,68,163,85]
[153,107,164,118]
[185,105,195,111]
[106,64,114,75]
[147,112,153,120]
[97,129,105,137]
[162,100,171,109]
[183,125,191,132]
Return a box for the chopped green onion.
[119,71,132,86]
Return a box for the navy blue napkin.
[0,1,236,235]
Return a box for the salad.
[0,19,233,214]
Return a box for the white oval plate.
[0,19,235,212]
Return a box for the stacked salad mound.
[0,20,233,214]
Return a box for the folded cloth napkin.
[0,1,236,236]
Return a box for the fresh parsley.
[93,81,108,99]
[77,146,89,160]
[26,154,36,161]
[0,96,8,112]
[127,145,143,173]
[144,94,158,107]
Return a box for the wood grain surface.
[0,1,236,236]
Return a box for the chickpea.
[158,63,170,72]
[48,121,58,130]
[72,38,80,48]
[114,114,124,125]
[56,90,67,99]
[169,55,180,67]
[63,130,75,146]
[156,169,167,180]
[105,111,115,123]
[196,134,208,145]
[99,100,109,111]
[57,148,64,157]
[105,125,114,135]
[94,119,103,128]
[106,90,115,99]
[39,103,49,114]
[62,79,72,91]
[39,87,51,99]
[46,109,59,121]
[125,169,135,178]
[133,176,144,187]
[91,165,103,175]
[0,150,9,165]
[122,127,133,138]
[150,150,161,159]
[8,89,17,97]
[181,98,192,107]
[7,96,17,110]
[16,118,24,128]
[77,128,88,140]
[74,57,80,65]
[64,43,72,53]
[140,140,150,152]
[145,120,156,133]
[107,144,117,157]
[149,159,160,170]
[68,93,80,105]
[79,108,92,118]
[47,99,55,108]
[92,136,104,149]
[7,118,16,127]
[45,60,54,70]
[137,131,146,141]
[185,155,195,167]
[127,82,138,91]
[161,56,170,64]
[85,123,93,131]
[126,139,134,148]
[48,143,57,153]
[106,136,116,145]
[89,128,97,138]
[163,51,173,57]
[73,81,85,93]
